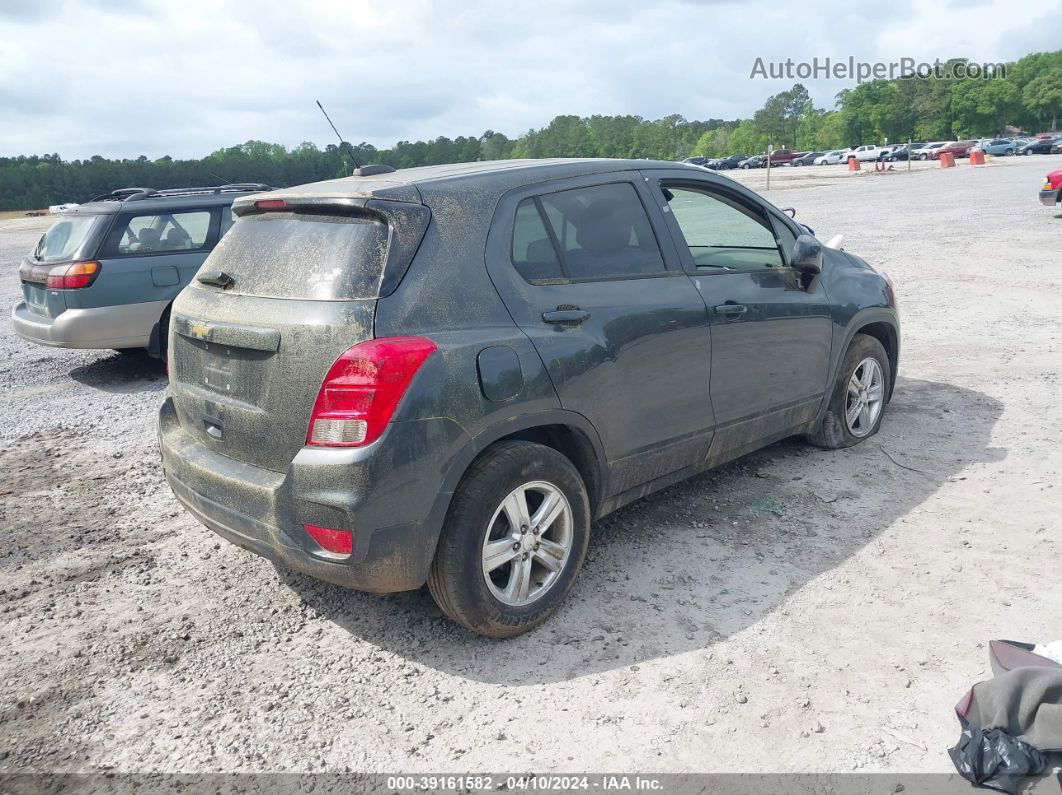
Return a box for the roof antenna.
[316,99,361,171]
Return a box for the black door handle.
[542,308,590,325]
[714,303,747,318]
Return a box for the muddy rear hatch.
[168,198,430,473]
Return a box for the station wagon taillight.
[45,260,101,289]
[306,337,438,448]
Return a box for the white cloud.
[0,0,1058,159]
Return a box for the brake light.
[307,337,438,447]
[45,260,101,289]
[255,199,288,211]
[304,524,353,555]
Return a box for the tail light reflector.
[307,337,438,448]
[46,260,101,289]
[304,524,353,555]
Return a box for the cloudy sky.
[2,0,1060,160]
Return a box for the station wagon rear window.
[201,212,389,300]
[32,214,105,263]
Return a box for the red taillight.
[45,260,101,289]
[307,336,438,448]
[304,524,353,555]
[255,199,288,211]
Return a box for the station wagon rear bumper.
[158,396,466,593]
[12,299,166,349]
[1040,188,1060,207]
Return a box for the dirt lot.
[1,156,1060,775]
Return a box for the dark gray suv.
[159,158,899,637]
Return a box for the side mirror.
[790,234,822,274]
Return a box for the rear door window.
[102,210,215,256]
[536,182,664,281]
[201,211,390,300]
[511,198,564,282]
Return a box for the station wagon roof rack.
[88,184,272,202]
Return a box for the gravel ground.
[1,155,1060,775]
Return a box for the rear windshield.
[33,214,104,263]
[201,212,389,300]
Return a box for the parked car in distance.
[1052,142,1062,155]
[158,158,900,638]
[933,141,972,159]
[886,143,927,161]
[917,142,951,160]
[1040,168,1062,206]
[682,156,709,167]
[1021,137,1061,155]
[714,154,750,170]
[792,152,824,166]
[814,150,848,165]
[739,155,766,169]
[847,145,890,162]
[13,184,270,357]
[765,149,800,166]
[980,139,1017,156]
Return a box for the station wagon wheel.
[807,333,891,450]
[428,440,590,638]
[844,358,885,437]
[481,481,573,606]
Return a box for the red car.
[931,141,974,160]
[1040,168,1062,206]
[765,149,800,165]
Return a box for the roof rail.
[88,184,272,203]
[88,187,156,202]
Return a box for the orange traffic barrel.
[940,152,955,168]
[848,156,860,172]
[970,149,986,165]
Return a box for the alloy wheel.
[481,481,573,606]
[844,358,885,437]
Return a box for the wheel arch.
[427,411,608,549]
[854,319,899,399]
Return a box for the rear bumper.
[158,396,468,593]
[1040,188,1060,207]
[11,298,166,349]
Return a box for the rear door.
[644,172,833,458]
[486,174,714,496]
[92,207,221,307]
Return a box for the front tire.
[428,441,591,638]
[807,334,891,449]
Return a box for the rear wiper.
[197,270,234,289]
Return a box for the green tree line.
[2,50,1059,210]
[693,51,1062,157]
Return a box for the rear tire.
[428,441,591,638]
[806,334,891,450]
